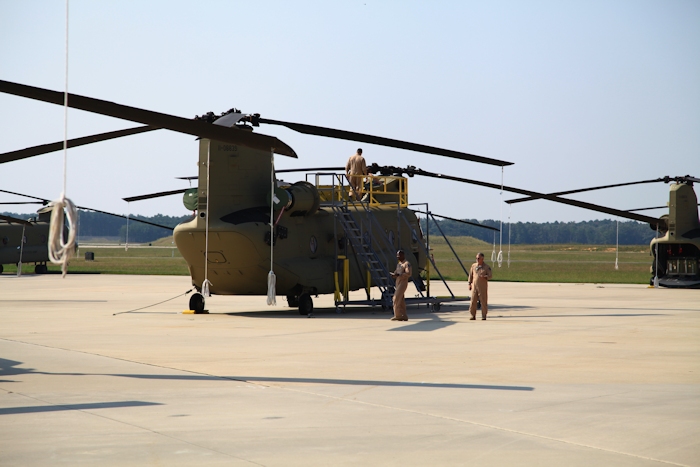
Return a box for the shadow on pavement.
[0,400,161,416]
[1,359,533,392]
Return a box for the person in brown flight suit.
[345,148,367,201]
[390,250,411,321]
[468,252,492,320]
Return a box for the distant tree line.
[77,211,193,243]
[3,210,657,245]
[421,218,657,245]
[1,210,192,243]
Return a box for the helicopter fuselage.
[173,137,426,298]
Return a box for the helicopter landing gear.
[189,293,206,314]
[380,290,393,311]
[35,264,48,274]
[287,294,300,308]
[430,302,441,312]
[0,264,3,274]
[298,293,313,315]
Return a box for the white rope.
[47,0,77,278]
[507,204,511,268]
[202,144,212,297]
[653,225,659,288]
[497,167,503,267]
[125,206,129,251]
[202,279,212,298]
[17,224,26,277]
[615,219,619,270]
[267,150,277,306]
[48,195,77,277]
[491,232,496,262]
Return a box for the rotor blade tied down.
[267,150,277,307]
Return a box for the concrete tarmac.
[0,274,698,466]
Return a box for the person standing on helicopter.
[345,148,367,201]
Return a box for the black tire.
[298,293,313,315]
[0,264,4,274]
[35,264,47,274]
[287,294,300,308]
[189,293,205,314]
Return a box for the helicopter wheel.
[380,290,393,311]
[189,293,206,314]
[431,302,441,312]
[287,294,300,308]
[298,293,313,315]
[35,264,47,274]
[0,264,3,274]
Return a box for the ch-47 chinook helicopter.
[0,80,508,313]
[0,188,175,274]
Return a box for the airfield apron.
[468,262,492,318]
[345,153,367,200]
[393,260,411,320]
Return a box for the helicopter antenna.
[48,0,78,278]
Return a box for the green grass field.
[427,237,652,284]
[3,235,654,284]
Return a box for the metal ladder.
[331,205,396,305]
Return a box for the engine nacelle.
[270,181,320,217]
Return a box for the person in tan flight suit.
[345,148,367,201]
[390,250,411,321]
[468,252,492,320]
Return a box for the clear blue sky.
[1,0,698,224]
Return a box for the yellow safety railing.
[334,255,350,303]
[364,175,408,208]
[316,174,408,207]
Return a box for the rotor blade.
[628,205,667,212]
[408,168,663,228]
[0,80,297,158]
[123,189,188,203]
[276,167,344,173]
[82,208,174,231]
[0,189,47,202]
[628,203,700,212]
[506,178,666,204]
[1,189,173,230]
[0,201,45,205]
[176,176,198,181]
[0,126,157,164]
[413,211,500,232]
[0,214,33,226]
[258,118,512,167]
